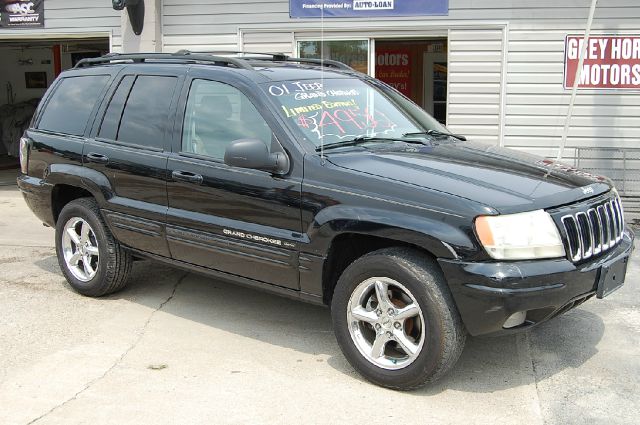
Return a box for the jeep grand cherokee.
[17,51,634,390]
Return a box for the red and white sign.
[375,48,412,97]
[564,35,640,89]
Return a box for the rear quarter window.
[37,75,110,136]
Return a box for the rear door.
[165,72,303,290]
[28,71,114,184]
[84,67,184,257]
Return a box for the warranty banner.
[290,0,448,18]
[1,0,44,28]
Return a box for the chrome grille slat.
[561,215,581,262]
[560,193,625,263]
[605,202,615,245]
[587,209,602,255]
[575,212,592,259]
[597,205,609,250]
[613,198,624,241]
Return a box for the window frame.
[90,70,184,153]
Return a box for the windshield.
[262,78,448,148]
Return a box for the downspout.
[556,0,598,162]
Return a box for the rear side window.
[116,76,178,149]
[38,75,109,136]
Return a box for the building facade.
[0,0,638,215]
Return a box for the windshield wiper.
[403,129,467,141]
[315,136,424,152]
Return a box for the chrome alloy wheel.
[346,277,425,370]
[61,217,100,282]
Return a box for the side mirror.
[224,139,289,175]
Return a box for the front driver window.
[182,79,273,161]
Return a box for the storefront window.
[298,40,369,74]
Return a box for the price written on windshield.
[296,108,398,139]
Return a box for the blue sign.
[290,0,448,18]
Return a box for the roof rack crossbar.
[74,51,253,70]
[174,49,289,61]
[284,57,355,71]
[240,55,354,71]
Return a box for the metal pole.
[557,0,599,162]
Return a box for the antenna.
[320,2,325,163]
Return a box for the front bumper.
[438,227,635,336]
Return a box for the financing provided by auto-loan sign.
[0,0,44,28]
[290,0,448,18]
[564,35,640,89]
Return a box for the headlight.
[475,210,565,260]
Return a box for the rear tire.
[331,247,466,390]
[55,198,132,297]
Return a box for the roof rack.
[74,51,253,70]
[74,50,354,72]
[175,49,354,71]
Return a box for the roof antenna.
[320,2,326,164]
[557,0,598,163]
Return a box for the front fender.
[305,205,478,259]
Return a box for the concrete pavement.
[0,169,639,425]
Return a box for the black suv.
[18,51,634,390]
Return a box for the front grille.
[560,195,625,262]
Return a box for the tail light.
[19,137,29,174]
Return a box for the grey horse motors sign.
[1,0,44,28]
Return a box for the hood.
[327,140,613,214]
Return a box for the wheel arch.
[47,164,114,224]
[311,208,476,305]
[320,232,442,305]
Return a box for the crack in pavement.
[525,332,546,425]
[25,272,190,425]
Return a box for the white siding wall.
[447,28,504,144]
[242,31,294,56]
[163,0,288,51]
[0,0,121,50]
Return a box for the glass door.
[297,40,369,74]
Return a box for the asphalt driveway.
[1,169,639,425]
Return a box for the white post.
[557,0,599,162]
[121,0,162,53]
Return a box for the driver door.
[165,76,303,290]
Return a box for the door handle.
[86,152,109,164]
[171,170,204,185]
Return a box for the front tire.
[331,247,466,390]
[55,198,132,297]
